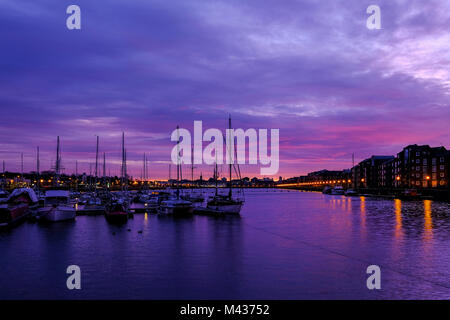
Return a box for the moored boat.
[80,196,105,215]
[158,198,194,216]
[206,195,243,215]
[330,185,345,195]
[397,189,421,200]
[345,188,358,196]
[105,200,129,224]
[0,188,38,227]
[202,116,245,215]
[40,190,76,222]
[322,186,332,194]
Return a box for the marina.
[1,189,450,299]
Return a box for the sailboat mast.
[191,145,194,188]
[103,152,106,181]
[215,162,218,196]
[21,152,23,182]
[55,136,60,186]
[228,115,232,198]
[95,135,99,178]
[169,164,171,185]
[352,153,355,189]
[1,160,4,189]
[143,153,146,181]
[121,132,125,191]
[36,146,40,190]
[176,125,180,199]
[146,154,149,185]
[75,160,78,191]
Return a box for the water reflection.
[394,199,403,239]
[1,190,450,299]
[360,196,366,234]
[423,200,433,241]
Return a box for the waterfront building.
[353,156,394,189]
[395,144,448,189]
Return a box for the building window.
[440,180,446,186]
[416,173,420,178]
[416,181,420,186]
[440,165,445,170]
[423,159,427,165]
[416,152,420,156]
[432,181,437,187]
[440,157,444,163]
[432,158,436,165]
[432,173,436,179]
[416,159,420,164]
[432,166,436,172]
[440,173,445,178]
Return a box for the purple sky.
[1,0,450,179]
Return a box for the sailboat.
[105,132,129,223]
[206,116,244,215]
[158,126,194,216]
[40,136,76,222]
[181,146,204,204]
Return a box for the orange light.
[396,176,400,181]
[361,178,365,182]
[426,176,430,180]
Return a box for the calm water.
[1,189,450,299]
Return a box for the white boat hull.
[44,206,76,222]
[158,200,194,215]
[206,203,243,214]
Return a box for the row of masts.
[3,117,241,193]
[20,134,130,191]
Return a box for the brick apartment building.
[353,144,449,189]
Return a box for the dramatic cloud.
[0,0,449,178]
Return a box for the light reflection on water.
[0,189,450,299]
